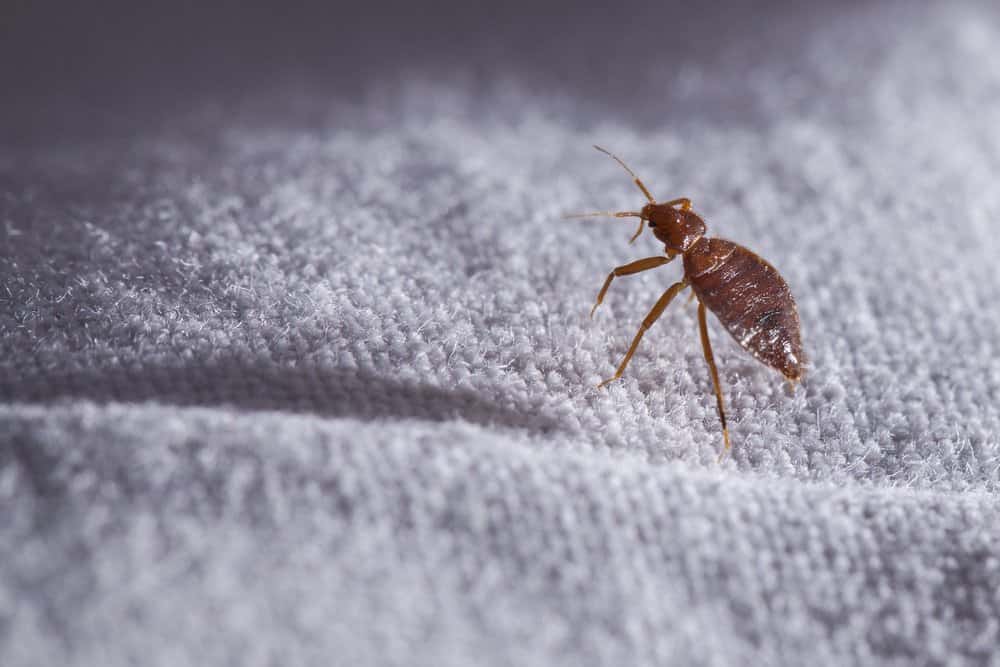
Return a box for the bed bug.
[566,145,804,458]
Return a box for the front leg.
[591,255,672,317]
[661,197,692,211]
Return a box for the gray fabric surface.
[3,1,1000,665]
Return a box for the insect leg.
[661,197,692,211]
[697,301,731,459]
[597,279,687,389]
[628,218,646,244]
[591,255,672,318]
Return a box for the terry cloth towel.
[2,1,1000,665]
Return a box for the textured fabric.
[3,1,1000,665]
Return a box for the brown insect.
[568,146,804,457]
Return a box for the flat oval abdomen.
[685,238,804,380]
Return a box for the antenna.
[593,145,655,203]
[562,210,647,244]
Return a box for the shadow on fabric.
[1,362,566,435]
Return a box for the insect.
[567,145,804,457]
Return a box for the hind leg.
[697,301,731,459]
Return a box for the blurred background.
[2,0,892,142]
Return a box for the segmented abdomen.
[684,237,804,380]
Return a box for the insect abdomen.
[684,238,804,380]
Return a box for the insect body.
[568,146,804,457]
